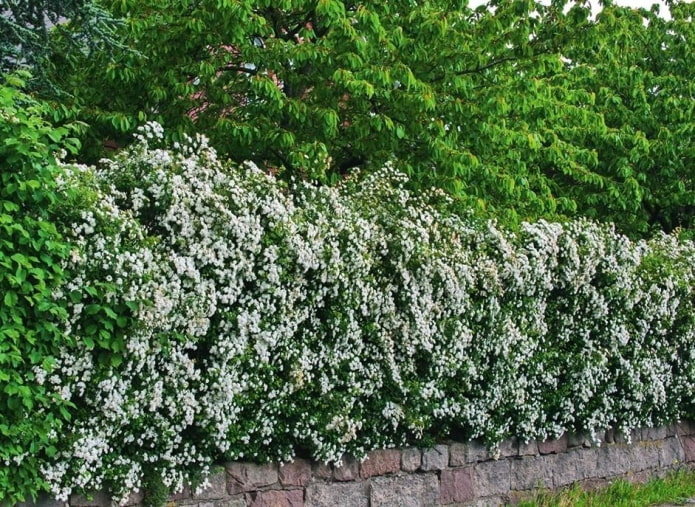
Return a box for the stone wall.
[35,422,695,507]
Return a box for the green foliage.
[35,127,695,500]
[0,72,80,503]
[49,0,693,237]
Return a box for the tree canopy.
[48,0,694,237]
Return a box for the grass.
[516,468,695,506]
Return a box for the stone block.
[226,463,279,494]
[69,491,111,507]
[311,462,333,481]
[683,436,695,462]
[676,420,695,437]
[449,442,468,467]
[246,489,304,507]
[474,459,510,497]
[421,445,449,471]
[466,440,490,463]
[614,428,641,444]
[401,447,422,472]
[17,492,66,507]
[596,444,634,478]
[359,449,401,478]
[517,439,538,456]
[495,438,518,459]
[193,472,228,500]
[567,432,592,449]
[642,425,674,441]
[370,474,439,507]
[551,448,599,487]
[658,437,684,468]
[538,434,568,455]
[305,482,368,507]
[440,467,475,504]
[334,455,359,482]
[214,498,246,507]
[510,455,553,490]
[279,459,312,487]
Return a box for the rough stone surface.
[194,472,228,500]
[510,455,554,490]
[333,455,359,482]
[311,462,333,481]
[279,459,312,487]
[495,438,518,459]
[677,421,695,437]
[449,442,468,467]
[69,491,111,507]
[370,474,439,507]
[359,449,401,478]
[517,439,538,456]
[305,482,368,507]
[226,463,279,494]
[642,425,674,441]
[466,440,490,463]
[440,467,475,504]
[19,493,68,507]
[475,460,510,497]
[538,433,568,455]
[213,498,246,507]
[683,436,695,462]
[246,489,304,507]
[421,444,449,471]
[596,444,636,477]
[401,447,422,472]
[658,437,685,468]
[551,448,599,487]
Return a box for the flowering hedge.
[24,124,695,502]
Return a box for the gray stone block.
[16,492,66,507]
[370,474,439,507]
[517,439,538,456]
[69,491,111,507]
[214,498,246,507]
[449,442,468,467]
[466,440,490,463]
[333,455,359,482]
[193,472,228,500]
[510,455,553,490]
[658,436,685,468]
[421,444,449,471]
[305,482,369,507]
[642,425,674,441]
[401,447,421,472]
[538,434,568,455]
[474,459,510,497]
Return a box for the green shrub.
[30,123,695,502]
[0,73,81,503]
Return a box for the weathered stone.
[510,455,554,490]
[596,444,634,478]
[193,472,228,500]
[370,474,439,507]
[604,427,616,444]
[226,462,279,494]
[69,491,111,507]
[311,462,333,481]
[614,428,641,444]
[279,459,312,487]
[246,489,304,507]
[440,467,475,504]
[551,448,600,487]
[401,447,422,472]
[305,482,368,507]
[658,437,684,468]
[538,434,568,455]
[676,420,695,437]
[214,498,246,507]
[466,440,490,463]
[642,425,674,441]
[421,444,449,471]
[567,432,592,449]
[474,459,510,497]
[333,455,359,482]
[449,442,468,467]
[495,438,518,459]
[359,449,401,478]
[169,484,192,501]
[682,436,695,462]
[517,439,538,456]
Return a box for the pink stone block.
[538,434,569,455]
[359,449,401,479]
[246,489,304,507]
[279,459,312,487]
[440,468,475,504]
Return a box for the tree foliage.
[0,0,123,94]
[49,0,694,237]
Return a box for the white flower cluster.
[41,123,695,501]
